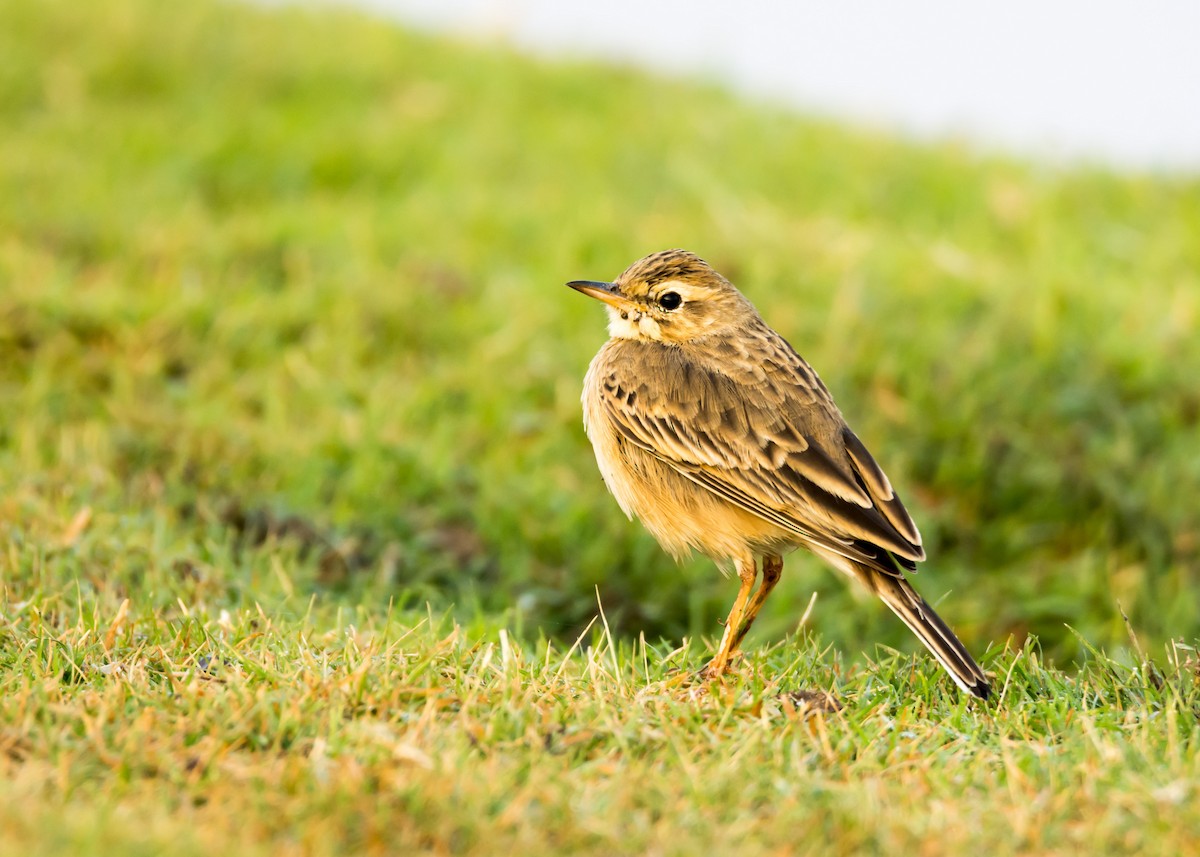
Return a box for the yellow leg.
[731,553,783,651]
[702,556,757,677]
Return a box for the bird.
[567,249,990,700]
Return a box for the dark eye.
[658,291,682,311]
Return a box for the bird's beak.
[566,279,635,311]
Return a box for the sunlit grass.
[2,591,1197,855]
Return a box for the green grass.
[1,0,1198,852]
[2,603,1198,855]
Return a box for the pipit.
[568,249,990,700]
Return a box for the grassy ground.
[1,0,1198,853]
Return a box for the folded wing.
[598,338,925,577]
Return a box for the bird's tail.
[866,568,991,700]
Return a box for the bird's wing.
[598,336,924,575]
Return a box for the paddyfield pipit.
[568,249,990,699]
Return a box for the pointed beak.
[566,279,634,311]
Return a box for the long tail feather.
[867,568,991,700]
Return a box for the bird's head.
[567,249,756,344]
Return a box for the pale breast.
[582,345,795,563]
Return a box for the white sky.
[345,0,1200,171]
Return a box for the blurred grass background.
[2,0,1198,667]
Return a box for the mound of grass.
[1,1,1198,852]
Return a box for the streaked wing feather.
[599,336,924,571]
[843,427,923,550]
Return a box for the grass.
[2,603,1198,855]
[1,0,1198,852]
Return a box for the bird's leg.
[702,555,758,677]
[730,553,783,652]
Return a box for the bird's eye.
[658,291,683,311]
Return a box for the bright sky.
[347,0,1200,171]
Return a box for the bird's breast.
[582,343,794,562]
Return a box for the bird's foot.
[698,650,746,682]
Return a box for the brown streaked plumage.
[568,249,990,700]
